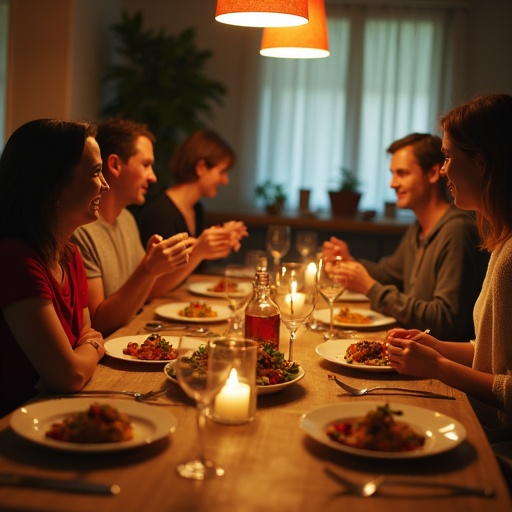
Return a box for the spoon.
[145,321,189,331]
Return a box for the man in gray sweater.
[324,133,488,341]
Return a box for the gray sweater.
[363,206,488,341]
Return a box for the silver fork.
[324,467,495,497]
[46,387,170,402]
[329,375,455,400]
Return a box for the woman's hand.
[387,329,443,377]
[336,261,376,295]
[322,236,353,261]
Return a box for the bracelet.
[83,340,100,351]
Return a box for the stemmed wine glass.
[266,225,291,276]
[295,231,318,262]
[175,336,233,480]
[316,255,347,339]
[224,264,253,336]
[274,262,317,361]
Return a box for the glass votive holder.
[211,338,257,425]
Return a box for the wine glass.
[274,262,317,361]
[224,265,253,336]
[295,231,318,262]
[316,255,347,339]
[266,225,291,275]
[175,336,233,480]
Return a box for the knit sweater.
[472,236,512,441]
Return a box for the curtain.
[247,5,464,214]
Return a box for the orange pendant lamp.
[260,0,329,58]
[215,0,309,28]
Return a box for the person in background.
[387,93,512,484]
[323,133,488,341]
[72,118,193,337]
[0,119,109,416]
[137,129,248,277]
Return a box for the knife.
[0,472,120,495]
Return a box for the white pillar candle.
[215,368,251,423]
[305,262,317,288]
[285,290,306,314]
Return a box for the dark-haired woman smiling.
[0,119,109,416]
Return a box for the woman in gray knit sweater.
[387,94,512,466]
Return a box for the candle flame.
[226,367,239,387]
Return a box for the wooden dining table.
[0,272,510,512]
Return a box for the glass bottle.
[245,270,281,349]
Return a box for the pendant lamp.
[260,0,329,58]
[215,0,309,28]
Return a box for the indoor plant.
[101,10,227,183]
[328,168,362,217]
[255,181,287,214]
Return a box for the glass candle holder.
[212,338,257,425]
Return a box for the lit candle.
[214,368,251,423]
[305,262,317,288]
[285,283,306,314]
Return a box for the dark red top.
[0,239,88,416]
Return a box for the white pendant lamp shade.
[215,0,309,28]
[260,0,329,58]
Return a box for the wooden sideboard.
[205,208,411,264]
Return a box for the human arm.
[149,222,249,294]
[387,328,498,407]
[88,232,193,335]
[363,217,486,340]
[2,299,104,392]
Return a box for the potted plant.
[101,10,227,183]
[255,181,287,214]
[328,168,362,217]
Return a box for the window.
[249,5,462,214]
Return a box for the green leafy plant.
[335,168,360,192]
[101,10,227,181]
[255,180,287,205]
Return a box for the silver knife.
[0,472,120,495]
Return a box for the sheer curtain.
[248,4,463,214]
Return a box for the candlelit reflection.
[275,262,317,361]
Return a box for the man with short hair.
[323,133,488,340]
[72,118,194,336]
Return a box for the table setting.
[0,270,510,512]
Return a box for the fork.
[47,387,171,402]
[324,467,495,497]
[329,375,455,400]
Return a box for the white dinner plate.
[163,361,305,396]
[300,401,466,459]
[313,307,396,328]
[315,339,394,373]
[187,280,253,299]
[10,398,177,453]
[104,335,180,364]
[155,302,232,323]
[337,291,369,302]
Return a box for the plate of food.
[154,302,231,323]
[300,401,466,459]
[104,334,180,363]
[314,306,396,328]
[315,339,394,372]
[10,398,177,453]
[337,291,369,302]
[187,280,253,299]
[164,341,305,395]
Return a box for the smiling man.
[72,118,193,336]
[323,133,489,341]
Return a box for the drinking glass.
[244,250,268,278]
[175,336,233,480]
[266,224,291,276]
[295,231,318,262]
[224,265,253,336]
[274,262,317,361]
[316,255,347,339]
